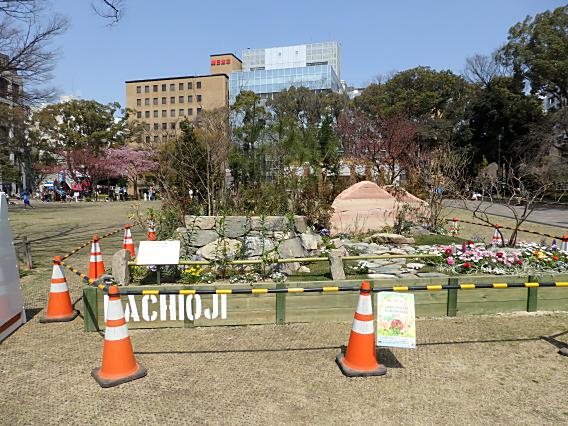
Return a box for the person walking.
[22,191,33,208]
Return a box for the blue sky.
[46,0,566,106]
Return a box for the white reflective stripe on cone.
[352,319,374,335]
[52,265,65,279]
[50,282,69,293]
[106,299,124,320]
[355,294,372,315]
[90,256,98,262]
[105,324,129,341]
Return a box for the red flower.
[444,248,452,255]
[496,252,503,258]
[468,241,474,245]
[463,263,472,268]
[553,256,559,262]
[516,259,523,265]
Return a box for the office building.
[125,53,241,144]
[229,42,342,103]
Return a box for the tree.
[500,5,568,107]
[337,110,418,185]
[0,0,68,105]
[463,52,507,87]
[105,147,157,198]
[36,99,128,191]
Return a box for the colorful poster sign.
[376,292,416,349]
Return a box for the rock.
[111,249,131,285]
[408,226,430,236]
[367,233,415,245]
[331,238,343,249]
[373,265,403,274]
[300,233,322,250]
[294,216,307,233]
[185,215,217,230]
[279,262,299,275]
[416,272,448,278]
[368,273,397,279]
[223,216,251,238]
[297,265,311,273]
[343,242,372,254]
[244,236,275,257]
[387,248,408,255]
[278,237,307,259]
[329,249,346,281]
[251,216,290,231]
[175,227,187,233]
[197,238,242,260]
[406,262,426,270]
[273,231,295,241]
[188,230,219,247]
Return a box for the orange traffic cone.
[92,285,147,387]
[40,256,79,323]
[147,219,156,241]
[336,281,386,377]
[491,224,502,247]
[561,235,568,252]
[88,235,105,280]
[123,224,135,258]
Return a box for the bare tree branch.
[91,0,124,24]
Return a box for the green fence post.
[447,277,458,317]
[275,282,286,324]
[83,286,99,332]
[527,275,538,312]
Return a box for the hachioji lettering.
[104,294,228,322]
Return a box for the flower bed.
[423,241,568,275]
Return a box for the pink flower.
[447,257,455,265]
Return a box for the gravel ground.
[2,266,568,425]
[3,202,568,425]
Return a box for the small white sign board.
[136,240,180,265]
[376,292,416,349]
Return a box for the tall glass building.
[229,42,342,104]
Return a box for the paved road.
[445,199,568,229]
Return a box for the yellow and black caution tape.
[59,259,95,284]
[91,281,568,296]
[61,227,124,260]
[446,218,567,240]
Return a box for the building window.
[196,81,201,89]
[154,135,158,143]
[179,96,184,103]
[144,85,150,93]
[170,109,175,117]
[162,84,166,91]
[162,123,167,130]
[145,98,150,105]
[145,111,150,118]
[153,98,158,105]
[179,109,185,116]
[162,97,166,104]
[153,85,158,92]
[136,111,141,118]
[170,96,175,104]
[136,99,141,106]
[188,95,193,103]
[179,82,184,90]
[136,86,141,93]
[197,107,202,115]
[188,108,193,116]
[145,136,150,143]
[163,135,168,141]
[170,122,176,129]
[154,123,159,130]
[197,95,202,102]
[153,110,158,118]
[188,82,192,89]
[170,83,175,91]
[162,110,166,117]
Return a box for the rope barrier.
[96,281,568,296]
[60,227,123,260]
[445,218,567,240]
[59,259,95,284]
